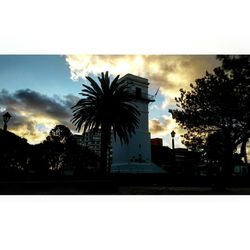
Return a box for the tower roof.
[119,73,149,85]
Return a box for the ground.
[1,179,250,195]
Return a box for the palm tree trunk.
[100,123,111,175]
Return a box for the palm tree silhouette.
[71,71,140,174]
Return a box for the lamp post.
[171,130,176,151]
[3,112,11,131]
[171,130,176,175]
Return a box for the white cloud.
[65,55,222,149]
[149,115,186,148]
[65,55,220,110]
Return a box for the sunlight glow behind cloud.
[0,89,79,144]
[65,55,221,147]
[0,55,222,147]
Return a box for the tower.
[111,74,165,173]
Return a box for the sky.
[0,55,222,148]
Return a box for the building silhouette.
[111,74,165,173]
[151,138,163,146]
[73,131,101,156]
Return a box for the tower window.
[136,87,141,98]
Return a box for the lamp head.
[3,112,11,123]
[171,130,176,138]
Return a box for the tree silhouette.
[218,55,250,164]
[71,71,140,174]
[29,125,100,176]
[204,131,224,168]
[46,124,73,144]
[170,56,250,180]
[43,125,73,174]
[0,129,29,177]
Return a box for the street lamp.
[3,112,11,131]
[171,130,176,175]
[171,130,176,150]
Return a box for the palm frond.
[71,71,140,144]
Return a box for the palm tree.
[71,71,140,174]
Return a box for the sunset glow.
[1,55,246,152]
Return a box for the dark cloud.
[0,89,20,113]
[14,89,71,120]
[0,89,79,122]
[62,94,80,108]
[0,89,80,143]
[10,113,32,130]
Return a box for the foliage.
[34,125,100,175]
[46,124,73,144]
[0,129,30,176]
[0,126,99,178]
[71,71,140,173]
[203,131,224,163]
[170,56,250,175]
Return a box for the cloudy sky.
[0,55,221,148]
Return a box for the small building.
[174,148,201,176]
[151,143,173,173]
[151,138,163,146]
[151,140,201,176]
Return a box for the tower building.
[111,74,165,173]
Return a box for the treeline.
[0,125,99,179]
